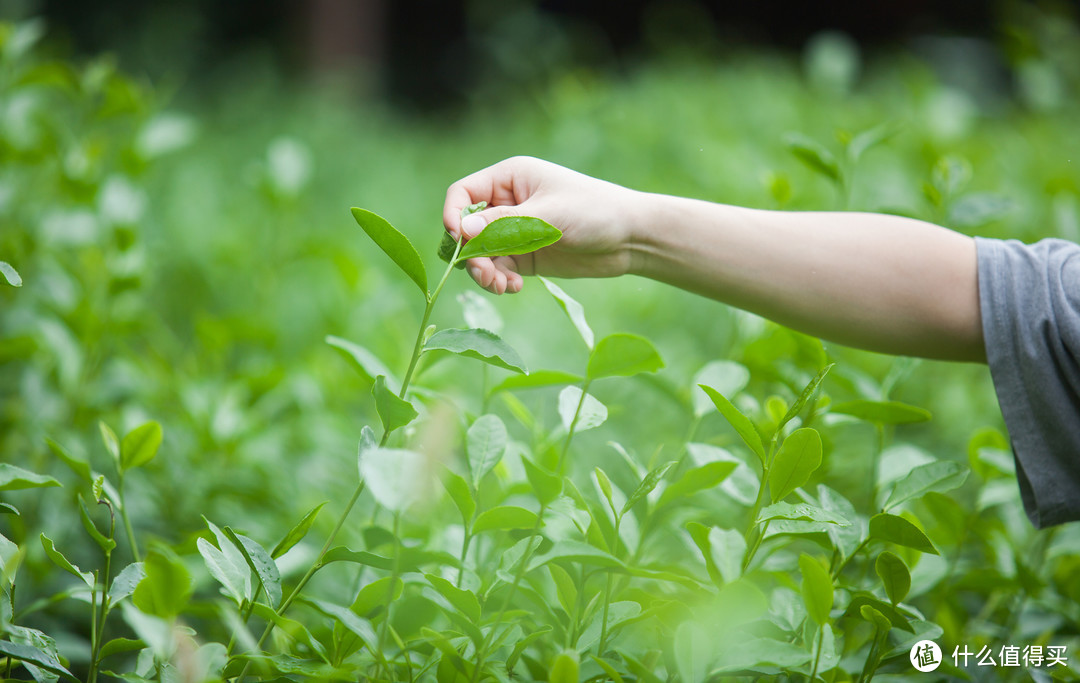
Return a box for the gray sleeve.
[976,237,1080,528]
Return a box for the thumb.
[460,205,519,240]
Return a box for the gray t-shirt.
[976,237,1080,528]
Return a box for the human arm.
[443,156,985,362]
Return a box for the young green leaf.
[657,461,737,508]
[709,527,747,585]
[0,502,17,515]
[99,421,120,466]
[558,385,607,432]
[0,261,22,287]
[587,333,664,380]
[489,369,584,396]
[358,447,432,512]
[224,529,282,608]
[875,551,910,605]
[691,361,750,417]
[120,421,162,472]
[0,463,60,491]
[539,276,594,349]
[78,496,116,552]
[45,437,91,484]
[830,399,931,424]
[132,545,193,618]
[438,231,466,269]
[0,641,75,682]
[473,505,539,533]
[372,375,418,434]
[325,335,395,385]
[521,456,563,506]
[778,363,833,429]
[458,290,503,333]
[270,502,327,559]
[467,414,508,488]
[108,562,146,604]
[799,553,834,626]
[351,575,404,618]
[425,573,482,623]
[621,461,676,515]
[351,208,428,296]
[882,460,968,511]
[441,469,476,523]
[304,598,379,646]
[40,533,93,587]
[768,428,823,502]
[594,467,616,514]
[548,650,580,683]
[697,384,766,464]
[757,502,849,526]
[457,215,561,260]
[869,513,938,555]
[785,132,841,183]
[424,328,527,374]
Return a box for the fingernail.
[461,213,486,237]
[469,265,482,281]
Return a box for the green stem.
[89,570,98,683]
[558,379,592,474]
[456,530,472,588]
[116,475,141,563]
[808,624,824,682]
[742,437,778,571]
[374,512,404,681]
[831,538,870,581]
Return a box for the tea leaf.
[473,506,539,533]
[458,290,503,333]
[843,594,914,632]
[457,215,561,260]
[120,421,162,472]
[697,384,766,464]
[352,576,403,618]
[108,562,146,604]
[785,132,841,183]
[45,437,91,484]
[657,461,737,508]
[830,399,931,424]
[40,533,93,587]
[778,363,833,429]
[198,537,247,606]
[757,502,849,525]
[372,375,418,434]
[441,469,476,523]
[351,208,428,296]
[97,637,146,661]
[438,231,466,269]
[132,545,193,618]
[539,276,594,349]
[529,541,624,571]
[424,328,527,374]
[0,463,60,491]
[0,261,22,287]
[691,361,750,417]
[621,461,676,515]
[358,447,432,512]
[521,457,562,506]
[0,641,75,681]
[489,369,584,395]
[869,513,938,555]
[549,650,580,683]
[558,386,607,432]
[882,460,968,511]
[875,551,910,604]
[768,428,823,502]
[99,421,120,466]
[271,502,327,559]
[467,414,508,489]
[800,553,833,626]
[78,496,116,552]
[709,527,746,584]
[587,333,664,380]
[304,598,379,646]
[325,335,395,385]
[848,121,901,163]
[425,573,481,623]
[224,528,282,608]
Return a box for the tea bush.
[2,16,1080,683]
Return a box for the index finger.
[442,158,529,238]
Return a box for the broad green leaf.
[489,369,584,395]
[686,522,723,585]
[768,428,823,502]
[473,506,539,533]
[697,384,766,464]
[549,564,578,616]
[830,399,931,424]
[224,528,283,608]
[198,519,250,605]
[757,502,849,526]
[303,598,379,647]
[458,290,503,333]
[692,361,750,417]
[352,576,404,618]
[844,594,915,632]
[271,502,327,559]
[108,562,146,604]
[40,533,93,587]
[325,335,395,385]
[848,121,902,163]
[785,132,841,183]
[529,541,624,571]
[0,463,60,491]
[875,551,910,604]
[45,437,91,484]
[441,469,475,523]
[425,573,481,623]
[249,603,330,663]
[132,545,192,618]
[0,641,75,681]
[424,328,527,374]
[548,650,580,683]
[120,421,162,472]
[457,215,562,260]
[467,414,507,488]
[439,232,465,268]
[711,637,812,673]
[539,276,594,349]
[0,261,23,287]
[0,502,17,515]
[577,601,641,651]
[587,333,664,380]
[883,461,968,511]
[621,461,676,516]
[99,421,120,466]
[358,447,432,512]
[507,626,554,672]
[521,457,562,506]
[674,620,711,683]
[869,513,938,555]
[595,467,616,514]
[558,385,607,432]
[709,527,746,584]
[859,604,893,633]
[778,363,833,429]
[817,485,863,560]
[78,496,116,552]
[657,461,737,507]
[350,208,428,295]
[319,547,394,571]
[98,637,146,661]
[592,656,626,683]
[800,553,834,626]
[372,375,417,434]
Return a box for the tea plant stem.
[374,512,403,681]
[558,379,592,474]
[830,538,869,581]
[89,571,98,683]
[115,477,141,563]
[808,625,824,682]
[743,437,778,571]
[456,531,472,588]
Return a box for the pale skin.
[443,156,986,363]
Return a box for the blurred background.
[2,0,1080,656]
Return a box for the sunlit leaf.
[458,215,561,260]
[697,384,766,464]
[351,208,428,296]
[271,502,327,559]
[132,545,192,618]
[40,533,92,587]
[558,385,607,432]
[882,461,968,511]
[830,400,931,424]
[467,414,507,489]
[539,276,594,349]
[875,551,910,605]
[120,421,162,472]
[424,328,527,374]
[0,463,60,491]
[372,375,417,434]
[869,513,938,555]
[587,333,664,380]
[768,428,822,502]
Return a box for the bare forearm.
[627,193,985,362]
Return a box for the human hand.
[443,156,640,294]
